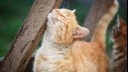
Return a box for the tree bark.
[83,0,114,41]
[0,0,63,72]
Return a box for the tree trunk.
[0,0,63,72]
[83,0,114,41]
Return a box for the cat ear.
[72,9,76,13]
[116,15,120,28]
[117,15,126,28]
[73,26,89,38]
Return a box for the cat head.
[47,9,89,44]
[112,16,127,44]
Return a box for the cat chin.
[48,13,52,21]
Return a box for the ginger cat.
[33,0,119,72]
[111,17,127,72]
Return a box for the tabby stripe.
[114,53,125,62]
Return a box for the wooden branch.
[83,0,114,41]
[0,0,63,72]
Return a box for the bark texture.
[0,0,63,72]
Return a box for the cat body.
[111,17,127,72]
[34,0,119,72]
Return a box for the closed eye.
[56,12,68,20]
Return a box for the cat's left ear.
[72,9,76,13]
[116,15,120,28]
[117,15,126,28]
[73,26,89,38]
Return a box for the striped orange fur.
[91,0,119,48]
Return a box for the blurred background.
[0,0,127,58]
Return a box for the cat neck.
[41,30,70,52]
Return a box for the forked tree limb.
[83,0,114,41]
[0,0,63,72]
